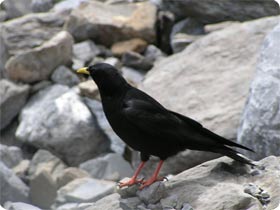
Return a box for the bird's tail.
[214,147,256,166]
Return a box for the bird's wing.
[122,99,184,138]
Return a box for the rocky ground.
[0,0,279,210]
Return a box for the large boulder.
[238,22,280,160]
[0,79,30,130]
[159,0,280,23]
[142,16,279,141]
[16,85,110,165]
[139,16,279,173]
[64,1,157,45]
[5,31,73,83]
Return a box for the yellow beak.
[77,67,90,75]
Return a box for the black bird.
[77,63,254,189]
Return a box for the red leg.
[119,161,146,188]
[139,160,165,190]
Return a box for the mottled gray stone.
[3,0,32,19]
[0,144,23,168]
[0,162,29,205]
[84,193,122,210]
[16,85,110,165]
[79,153,133,181]
[5,31,73,83]
[238,22,280,160]
[51,66,80,87]
[56,178,115,205]
[30,170,57,209]
[0,79,30,130]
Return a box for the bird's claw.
[118,177,144,188]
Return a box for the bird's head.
[77,63,129,97]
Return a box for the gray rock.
[120,197,141,210]
[204,21,239,33]
[84,193,123,210]
[30,80,52,93]
[0,121,22,148]
[122,67,145,86]
[4,202,42,210]
[181,203,194,210]
[3,0,32,19]
[0,29,9,77]
[244,183,270,205]
[53,0,88,13]
[56,167,90,189]
[143,45,165,64]
[171,17,204,38]
[31,0,54,13]
[0,10,7,22]
[116,177,139,199]
[30,170,57,209]
[137,182,166,204]
[0,144,23,168]
[16,85,110,165]
[171,33,203,53]
[0,79,30,130]
[73,40,101,65]
[1,12,65,56]
[5,31,73,83]
[65,1,157,45]
[51,66,80,87]
[0,162,29,205]
[56,202,93,210]
[159,0,279,23]
[56,178,115,205]
[28,149,67,181]
[160,156,280,210]
[141,16,279,171]
[84,98,125,154]
[122,51,153,71]
[79,153,133,181]
[170,18,205,52]
[238,22,280,160]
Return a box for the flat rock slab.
[56,178,115,205]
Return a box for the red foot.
[119,177,144,188]
[139,176,166,190]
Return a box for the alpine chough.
[77,63,254,189]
